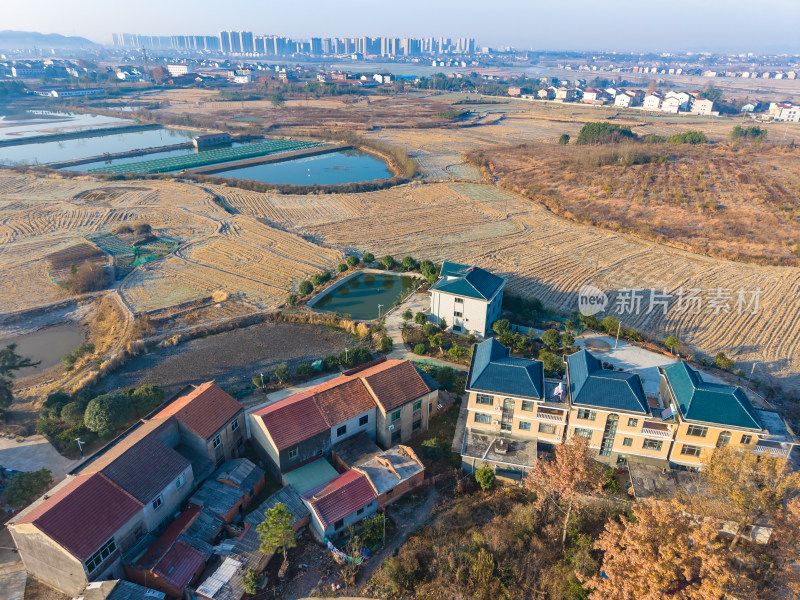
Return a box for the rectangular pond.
[0,110,131,141]
[311,272,418,321]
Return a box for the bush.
[541,329,561,350]
[421,437,445,460]
[323,354,341,370]
[381,255,395,270]
[601,315,620,335]
[363,252,375,263]
[475,466,495,491]
[340,346,372,368]
[422,323,438,337]
[337,263,349,273]
[448,344,468,360]
[287,293,298,305]
[602,467,622,493]
[402,308,413,321]
[413,344,426,355]
[311,271,331,286]
[576,121,636,145]
[242,568,261,595]
[379,336,393,353]
[539,350,565,377]
[60,402,85,427]
[131,384,164,415]
[731,125,767,142]
[84,393,131,436]
[715,352,735,371]
[558,134,570,145]
[4,469,53,509]
[414,312,428,325]
[435,366,456,388]
[274,363,290,383]
[295,363,315,379]
[492,319,511,335]
[298,280,313,295]
[346,255,360,267]
[667,131,708,144]
[362,513,385,548]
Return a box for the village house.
[691,97,715,116]
[555,87,577,101]
[301,469,379,540]
[642,92,662,110]
[429,261,505,337]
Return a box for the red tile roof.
[154,382,243,440]
[253,395,329,451]
[304,378,375,425]
[303,470,377,530]
[16,473,142,561]
[153,540,206,590]
[358,360,434,412]
[134,506,202,569]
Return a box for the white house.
[691,98,715,116]
[614,91,636,108]
[166,64,189,77]
[770,102,800,122]
[643,93,662,110]
[664,91,692,112]
[429,261,505,338]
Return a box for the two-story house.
[565,349,674,466]
[659,362,797,469]
[459,338,566,481]
[429,261,505,337]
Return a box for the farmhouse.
[642,93,662,110]
[691,97,715,116]
[429,261,505,337]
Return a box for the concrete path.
[0,526,25,600]
[0,434,78,483]
[385,293,461,368]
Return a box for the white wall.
[329,408,377,445]
[431,291,502,337]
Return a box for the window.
[359,414,369,426]
[574,428,593,439]
[337,425,347,437]
[413,399,422,412]
[622,437,633,447]
[391,429,401,442]
[453,311,463,317]
[576,409,596,421]
[212,434,222,448]
[175,474,185,489]
[231,418,239,432]
[514,421,530,431]
[455,297,464,304]
[85,538,117,574]
[453,325,462,332]
[152,495,163,511]
[642,439,663,451]
[334,519,344,531]
[391,410,401,422]
[680,444,702,457]
[538,423,556,435]
[740,434,753,445]
[357,508,364,516]
[288,447,298,459]
[686,425,708,438]
[475,393,493,406]
[413,419,422,430]
[716,431,732,448]
[627,418,638,428]
[474,413,492,424]
[521,400,534,412]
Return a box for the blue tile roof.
[567,349,649,414]
[430,261,505,301]
[467,338,544,399]
[662,362,762,430]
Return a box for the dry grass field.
[477,142,800,265]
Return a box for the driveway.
[0,434,78,483]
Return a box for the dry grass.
[475,142,800,265]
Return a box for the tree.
[131,384,164,415]
[4,469,53,509]
[492,319,511,335]
[363,252,375,263]
[401,256,417,271]
[298,280,313,295]
[414,312,428,325]
[560,332,575,348]
[337,263,348,273]
[379,336,392,353]
[286,293,298,306]
[256,502,297,566]
[664,335,680,355]
[714,352,734,371]
[242,567,262,595]
[448,344,468,360]
[413,344,426,355]
[381,255,395,270]
[438,317,448,331]
[525,436,604,546]
[576,122,636,145]
[402,308,413,322]
[346,255,359,267]
[274,363,290,384]
[558,133,570,145]
[0,344,39,412]
[269,92,284,107]
[84,393,131,436]
[539,350,565,377]
[475,466,495,491]
[151,66,169,83]
[60,402,85,427]
[541,328,561,350]
[585,499,733,600]
[601,315,620,335]
[699,446,800,548]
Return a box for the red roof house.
[302,469,378,539]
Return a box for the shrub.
[131,384,164,415]
[435,366,456,389]
[422,323,438,337]
[323,354,340,370]
[4,469,53,509]
[295,363,315,379]
[402,308,413,321]
[379,336,393,353]
[63,262,110,294]
[363,252,375,263]
[541,329,561,350]
[731,125,767,142]
[340,346,372,368]
[311,271,331,286]
[413,344,426,355]
[362,513,385,548]
[448,344,468,360]
[475,466,495,491]
[576,121,636,145]
[492,319,511,335]
[602,466,622,493]
[421,437,445,460]
[558,134,570,145]
[60,402,85,427]
[337,263,348,273]
[242,568,261,595]
[346,255,359,267]
[667,131,708,144]
[715,352,735,371]
[414,312,428,325]
[274,363,290,383]
[287,293,298,306]
[298,280,313,295]
[539,350,565,377]
[601,315,620,335]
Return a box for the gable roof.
[15,473,142,561]
[302,470,377,530]
[358,359,437,412]
[430,261,505,301]
[662,362,762,430]
[81,420,190,503]
[154,382,243,440]
[467,338,544,400]
[298,378,376,425]
[566,349,649,414]
[152,540,206,590]
[252,395,330,451]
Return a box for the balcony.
[753,441,790,458]
[641,421,672,439]
[536,408,566,423]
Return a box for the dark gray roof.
[430,261,505,301]
[78,580,165,600]
[244,484,309,528]
[467,338,544,400]
[190,459,265,520]
[567,349,649,414]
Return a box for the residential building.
[429,261,505,337]
[769,102,800,122]
[555,87,576,101]
[507,87,522,97]
[581,89,607,104]
[643,93,662,110]
[354,445,425,508]
[661,96,683,113]
[166,64,189,77]
[659,362,798,468]
[188,459,266,523]
[537,88,554,100]
[691,97,715,116]
[614,91,637,108]
[664,91,692,112]
[565,350,674,466]
[301,470,379,540]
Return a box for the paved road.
[0,434,78,483]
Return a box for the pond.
[311,272,417,321]
[0,127,198,165]
[210,149,392,185]
[0,325,85,378]
[0,110,131,140]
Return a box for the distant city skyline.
[7,0,800,54]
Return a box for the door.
[599,414,619,456]
[500,398,515,433]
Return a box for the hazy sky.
[7,0,800,53]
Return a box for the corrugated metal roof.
[282,459,339,495]
[567,349,649,414]
[468,338,544,400]
[244,484,309,528]
[195,556,242,599]
[152,540,206,590]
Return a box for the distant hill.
[0,30,98,50]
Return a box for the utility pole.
[614,321,621,349]
[745,362,758,391]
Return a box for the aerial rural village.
[1,21,800,600]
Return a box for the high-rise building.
[239,31,254,54]
[310,38,323,55]
[220,31,233,54]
